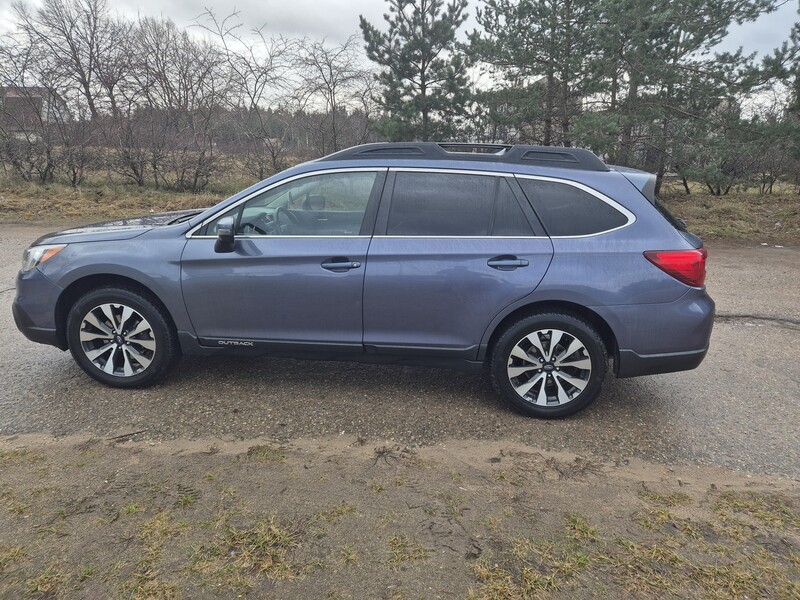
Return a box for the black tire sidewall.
[491,313,606,418]
[66,287,177,388]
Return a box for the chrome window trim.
[189,235,372,240]
[373,235,548,239]
[390,166,514,177]
[185,167,387,239]
[186,165,636,240]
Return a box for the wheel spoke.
[102,346,118,374]
[510,346,536,364]
[547,330,564,360]
[99,304,118,333]
[128,338,156,352]
[525,332,548,360]
[83,312,113,336]
[552,376,572,404]
[555,372,588,392]
[556,338,583,363]
[513,372,546,398]
[85,343,114,362]
[508,365,538,378]
[555,356,592,370]
[534,377,550,405]
[121,347,134,376]
[126,344,152,369]
[127,319,151,338]
[119,306,136,333]
[80,330,113,343]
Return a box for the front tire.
[490,313,606,418]
[66,287,179,388]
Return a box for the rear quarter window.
[517,178,628,236]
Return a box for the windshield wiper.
[168,211,205,225]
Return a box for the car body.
[13,142,714,417]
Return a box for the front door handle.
[321,257,361,272]
[487,256,529,271]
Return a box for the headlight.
[22,244,66,272]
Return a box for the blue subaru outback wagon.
[13,143,714,417]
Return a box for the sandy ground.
[0,435,798,599]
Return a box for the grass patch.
[387,535,429,569]
[25,562,71,597]
[714,491,800,529]
[245,444,287,465]
[0,449,46,464]
[0,545,28,571]
[312,501,357,524]
[189,515,301,590]
[0,484,29,515]
[471,491,800,600]
[638,485,692,508]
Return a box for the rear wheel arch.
[55,274,177,350]
[482,301,618,367]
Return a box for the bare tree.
[296,35,376,155]
[196,10,298,179]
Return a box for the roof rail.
[319,142,608,171]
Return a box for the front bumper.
[12,268,65,349]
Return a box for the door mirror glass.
[214,216,236,253]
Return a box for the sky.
[0,0,797,57]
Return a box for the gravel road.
[1,225,798,477]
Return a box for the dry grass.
[188,515,301,591]
[387,535,430,569]
[0,176,226,224]
[660,181,800,244]
[244,444,287,464]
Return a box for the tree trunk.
[543,69,554,146]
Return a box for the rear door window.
[385,172,535,236]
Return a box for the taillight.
[644,248,707,287]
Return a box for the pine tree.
[359,0,470,141]
[471,0,601,146]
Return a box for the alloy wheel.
[506,328,592,406]
[78,303,156,377]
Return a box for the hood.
[32,209,206,246]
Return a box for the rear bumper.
[616,347,708,378]
[12,268,65,349]
[593,287,715,378]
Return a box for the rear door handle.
[321,258,361,272]
[487,256,529,270]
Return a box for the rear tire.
[490,312,606,418]
[66,286,180,388]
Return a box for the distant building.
[0,86,65,134]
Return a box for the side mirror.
[214,216,236,253]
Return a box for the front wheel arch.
[65,285,180,387]
[55,274,177,350]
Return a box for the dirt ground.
[0,435,798,599]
